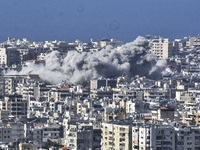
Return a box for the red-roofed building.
[81,88,88,92]
[144,116,152,120]
[160,107,168,110]
[57,88,69,92]
[37,60,45,64]
[59,146,69,150]
[34,123,43,127]
[25,59,35,63]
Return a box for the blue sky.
[0,0,200,42]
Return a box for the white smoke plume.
[6,36,167,85]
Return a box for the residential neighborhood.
[0,35,200,150]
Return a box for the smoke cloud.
[6,37,167,85]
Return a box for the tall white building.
[0,47,20,68]
[0,48,7,66]
[150,37,179,59]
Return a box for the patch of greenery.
[42,140,64,149]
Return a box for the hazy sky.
[0,0,200,42]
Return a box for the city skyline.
[1,1,200,149]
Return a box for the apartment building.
[101,122,132,150]
[144,89,169,101]
[4,95,27,118]
[132,124,176,150]
[3,74,40,95]
[175,127,200,150]
[157,107,175,121]
[90,79,117,90]
[0,124,25,144]
[150,37,179,59]
[26,127,43,144]
[42,123,63,142]
[0,47,20,68]
[186,35,200,48]
[49,88,72,102]
[10,123,26,142]
[113,89,137,101]
[0,126,12,143]
[104,107,126,122]
[183,112,200,126]
[126,100,149,114]
[65,123,93,150]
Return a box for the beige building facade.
[150,37,179,59]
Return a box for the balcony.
[68,133,76,137]
[109,137,114,141]
[120,138,125,143]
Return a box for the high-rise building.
[0,47,20,68]
[101,122,132,150]
[150,37,179,59]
